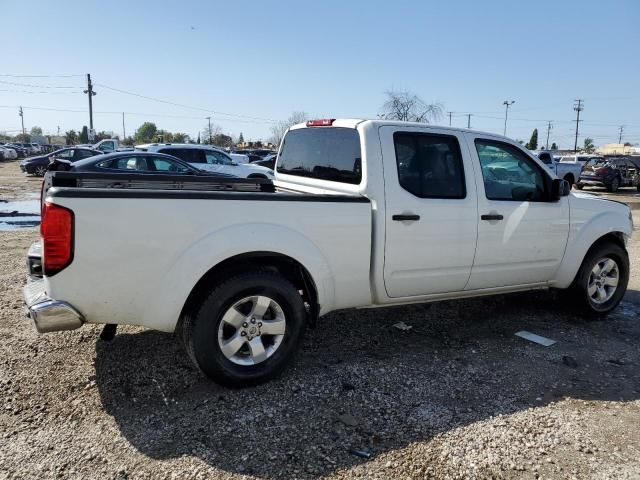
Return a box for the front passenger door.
[466,137,569,289]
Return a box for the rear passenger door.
[381,126,478,297]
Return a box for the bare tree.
[381,90,443,123]
[269,111,309,146]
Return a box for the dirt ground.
[1,158,639,479]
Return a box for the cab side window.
[393,132,466,199]
[205,151,233,165]
[475,139,546,202]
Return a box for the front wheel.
[181,270,306,387]
[34,165,47,176]
[568,241,629,316]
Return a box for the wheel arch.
[178,251,320,332]
[138,222,335,333]
[555,222,630,289]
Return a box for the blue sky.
[1,0,639,148]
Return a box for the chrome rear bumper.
[23,279,84,333]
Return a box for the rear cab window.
[277,127,362,184]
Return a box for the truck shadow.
[94,290,640,478]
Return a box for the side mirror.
[551,178,571,200]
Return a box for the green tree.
[212,133,233,148]
[156,129,174,143]
[238,132,244,144]
[172,132,188,143]
[550,142,558,150]
[15,133,31,142]
[121,136,135,146]
[525,128,538,150]
[65,130,78,145]
[30,126,43,136]
[197,132,201,144]
[583,138,595,153]
[134,122,158,143]
[79,126,89,143]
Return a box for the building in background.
[596,143,637,155]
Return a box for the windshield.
[586,158,608,168]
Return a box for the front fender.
[142,223,335,332]
[554,206,632,288]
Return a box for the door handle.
[392,214,420,221]
[481,214,503,221]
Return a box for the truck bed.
[42,171,373,332]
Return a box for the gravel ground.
[1,158,639,479]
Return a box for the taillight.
[41,202,74,276]
[306,119,335,127]
[596,166,611,175]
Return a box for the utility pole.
[206,116,212,144]
[466,114,472,129]
[503,100,515,136]
[618,125,624,144]
[573,99,583,152]
[83,73,97,133]
[57,126,60,136]
[122,112,126,140]
[18,106,25,136]
[545,121,553,150]
[447,111,453,126]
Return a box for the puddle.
[0,199,40,230]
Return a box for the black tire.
[607,177,620,193]
[181,269,306,387]
[576,183,584,190]
[563,174,575,188]
[568,241,629,317]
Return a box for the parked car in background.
[0,145,18,160]
[67,151,233,177]
[16,143,37,155]
[577,157,640,192]
[25,119,632,387]
[536,151,584,187]
[29,143,42,154]
[559,154,602,165]
[252,153,276,170]
[136,143,274,179]
[20,147,102,176]
[4,144,28,158]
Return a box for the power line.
[0,88,83,94]
[0,80,82,89]
[0,74,84,78]
[95,82,279,123]
[0,104,277,124]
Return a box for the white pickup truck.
[536,150,584,187]
[24,119,633,386]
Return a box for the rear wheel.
[181,270,306,387]
[568,241,629,316]
[563,174,575,188]
[34,165,47,176]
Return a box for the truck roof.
[289,118,511,141]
